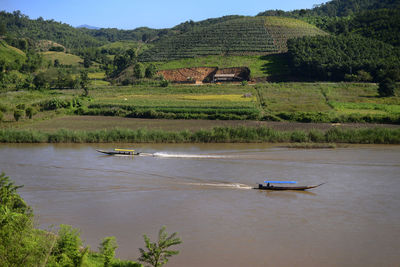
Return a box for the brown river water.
[0,143,399,267]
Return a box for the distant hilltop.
[76,24,100,30]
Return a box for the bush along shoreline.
[0,126,399,144]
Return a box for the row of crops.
[139,17,278,62]
[80,89,261,120]
[83,103,261,120]
[139,16,326,62]
[264,17,327,52]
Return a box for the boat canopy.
[264,181,297,184]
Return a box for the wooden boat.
[255,183,324,191]
[96,149,139,156]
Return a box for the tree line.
[257,0,400,18]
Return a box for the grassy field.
[255,82,400,122]
[41,51,83,66]
[0,40,26,64]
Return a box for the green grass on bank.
[1,127,399,144]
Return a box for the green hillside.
[139,16,325,62]
[41,51,83,66]
[0,10,103,49]
[0,40,26,64]
[99,41,151,55]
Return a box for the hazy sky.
[1,0,327,29]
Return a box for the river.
[0,144,399,266]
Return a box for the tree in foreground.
[99,236,118,267]
[48,224,89,266]
[0,173,48,266]
[138,226,182,267]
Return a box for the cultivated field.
[1,82,399,128]
[139,16,325,61]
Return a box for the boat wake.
[150,152,231,159]
[183,182,253,190]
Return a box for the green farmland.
[1,82,399,129]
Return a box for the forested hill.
[330,9,400,46]
[0,10,103,49]
[0,10,245,48]
[75,15,244,43]
[258,0,400,17]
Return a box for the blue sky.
[1,0,326,29]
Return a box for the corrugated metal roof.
[214,74,235,78]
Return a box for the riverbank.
[9,116,400,132]
[1,126,399,144]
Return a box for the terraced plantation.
[139,16,325,61]
[264,16,327,52]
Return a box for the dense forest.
[287,34,400,81]
[257,0,400,18]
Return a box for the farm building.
[157,67,250,83]
[213,74,236,82]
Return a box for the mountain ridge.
[76,24,100,30]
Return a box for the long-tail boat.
[255,180,324,191]
[96,149,139,156]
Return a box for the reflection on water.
[0,143,399,267]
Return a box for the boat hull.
[255,183,324,191]
[96,149,139,156]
